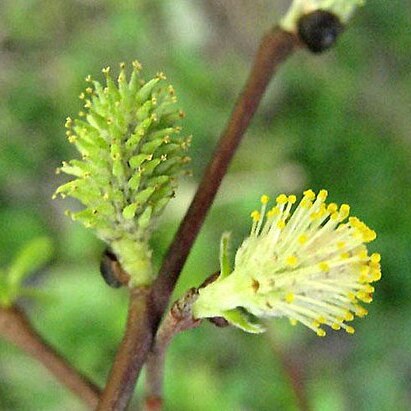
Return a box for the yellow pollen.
[349,216,360,226]
[276,194,288,204]
[345,326,355,334]
[331,323,341,330]
[317,316,326,324]
[318,189,328,200]
[288,195,297,204]
[331,212,339,220]
[371,268,381,282]
[371,253,381,263]
[339,204,350,220]
[303,189,316,200]
[310,211,321,220]
[361,265,371,277]
[312,320,320,328]
[260,194,270,204]
[337,241,346,249]
[285,293,295,303]
[355,306,368,317]
[316,328,326,337]
[286,255,299,267]
[250,211,260,222]
[327,203,338,213]
[301,199,313,209]
[363,284,375,293]
[357,292,373,303]
[364,229,377,242]
[358,249,368,260]
[277,220,286,230]
[370,261,380,269]
[344,311,354,322]
[340,252,350,259]
[319,262,330,272]
[290,318,297,326]
[298,234,308,245]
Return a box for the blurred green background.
[0,0,410,410]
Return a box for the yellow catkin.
[192,190,380,338]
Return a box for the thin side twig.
[0,306,101,409]
[144,289,200,411]
[98,27,299,410]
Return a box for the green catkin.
[55,62,191,286]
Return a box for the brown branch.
[97,287,152,410]
[0,306,100,409]
[98,27,299,410]
[152,28,298,313]
[143,289,200,411]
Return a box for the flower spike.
[55,62,191,286]
[193,190,381,336]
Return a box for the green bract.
[55,62,191,286]
[280,0,365,32]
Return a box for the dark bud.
[297,10,344,53]
[99,248,129,288]
[208,316,230,328]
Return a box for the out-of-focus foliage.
[0,1,410,410]
[0,236,52,307]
